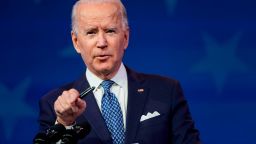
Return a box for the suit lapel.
[83,92,112,143]
[74,75,112,143]
[73,68,148,144]
[125,69,149,144]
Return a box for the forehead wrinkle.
[78,3,120,20]
[77,4,122,30]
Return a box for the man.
[38,0,201,143]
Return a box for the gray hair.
[71,0,129,34]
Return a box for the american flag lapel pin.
[137,88,144,93]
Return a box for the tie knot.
[101,80,115,92]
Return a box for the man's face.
[72,2,129,79]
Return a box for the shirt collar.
[86,63,127,89]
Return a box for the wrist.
[56,117,76,126]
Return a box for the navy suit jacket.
[38,67,201,144]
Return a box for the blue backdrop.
[1,0,256,143]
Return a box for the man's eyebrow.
[105,27,117,30]
[84,27,97,31]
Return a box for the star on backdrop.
[34,0,41,4]
[0,78,36,140]
[60,45,77,58]
[165,0,178,14]
[191,32,248,93]
[34,0,41,5]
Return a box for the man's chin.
[94,66,112,75]
[91,63,120,78]
[97,66,119,79]
[100,68,111,75]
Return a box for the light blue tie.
[101,80,125,144]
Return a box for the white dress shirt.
[86,63,128,129]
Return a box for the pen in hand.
[80,86,95,98]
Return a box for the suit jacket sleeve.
[171,81,201,144]
[38,89,60,132]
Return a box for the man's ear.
[71,31,81,53]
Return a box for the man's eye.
[87,31,95,35]
[106,29,116,33]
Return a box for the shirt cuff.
[55,120,76,129]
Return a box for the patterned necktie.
[101,80,125,144]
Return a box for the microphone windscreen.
[33,132,48,144]
[61,129,78,144]
[74,121,91,139]
[47,123,66,142]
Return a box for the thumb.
[76,98,86,110]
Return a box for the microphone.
[60,121,91,144]
[73,121,91,139]
[33,132,48,144]
[60,129,77,144]
[46,123,66,142]
[33,124,66,144]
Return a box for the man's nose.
[96,33,107,48]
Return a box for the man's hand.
[54,88,86,126]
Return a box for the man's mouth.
[95,55,111,61]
